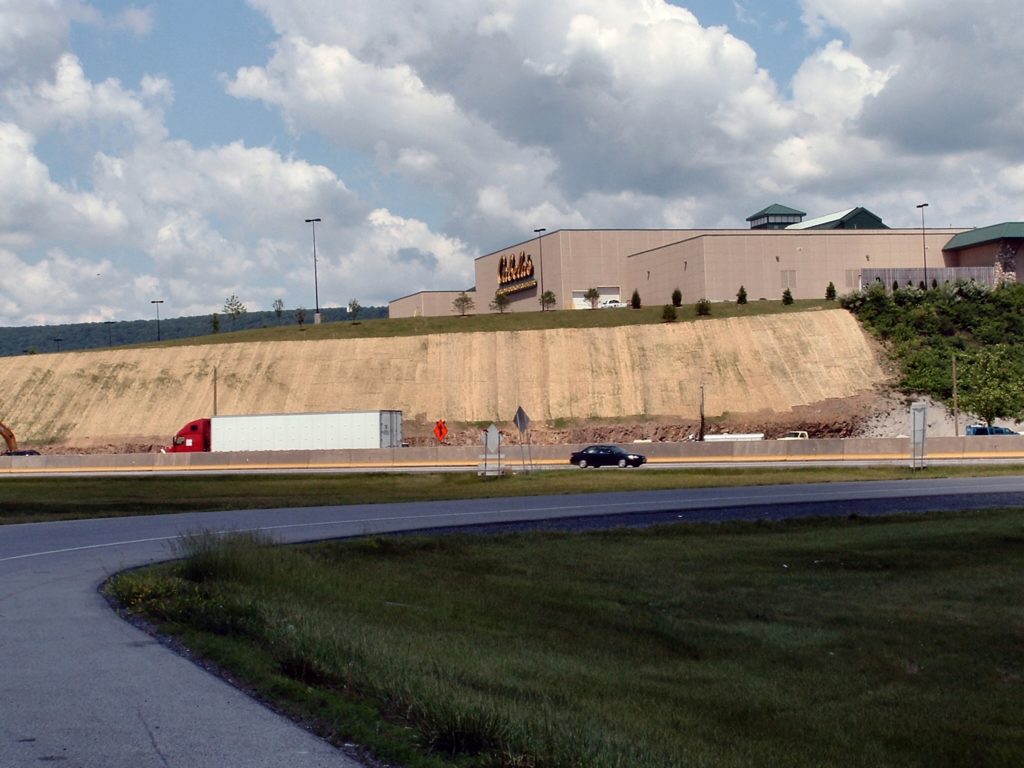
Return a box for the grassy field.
[152,299,836,348]
[6,463,1024,525]
[108,509,1024,767]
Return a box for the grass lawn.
[6,463,1024,525]
[148,299,836,348]
[108,509,1024,768]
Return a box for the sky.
[2,0,1023,326]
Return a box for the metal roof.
[746,203,806,221]
[786,208,856,229]
[943,222,1024,251]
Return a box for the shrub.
[825,282,837,301]
[631,289,642,309]
[782,288,793,305]
[736,285,747,305]
[671,288,682,307]
[696,298,711,316]
[661,304,677,322]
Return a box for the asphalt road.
[2,476,1023,767]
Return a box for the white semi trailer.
[166,410,403,452]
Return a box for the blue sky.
[1,0,1022,326]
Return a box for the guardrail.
[5,436,1024,475]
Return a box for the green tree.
[631,289,642,309]
[272,298,284,318]
[782,288,793,305]
[671,287,681,307]
[223,294,246,329]
[584,287,600,309]
[825,282,837,301]
[737,285,747,305]
[452,291,475,316]
[348,298,361,321]
[539,290,557,311]
[959,347,1024,426]
[489,292,511,313]
[210,312,220,334]
[661,304,677,322]
[295,306,307,327]
[696,297,711,316]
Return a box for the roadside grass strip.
[107,511,1024,768]
[8,464,1024,525]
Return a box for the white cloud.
[111,5,155,37]
[3,0,1024,326]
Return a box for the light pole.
[305,218,322,324]
[104,320,114,347]
[151,299,164,341]
[534,227,546,302]
[916,203,929,289]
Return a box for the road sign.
[433,419,448,443]
[513,406,530,433]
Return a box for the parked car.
[600,299,624,308]
[570,444,646,468]
[965,424,1019,436]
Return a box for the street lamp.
[916,203,929,289]
[534,227,546,301]
[305,218,322,324]
[151,299,164,341]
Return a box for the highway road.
[2,476,1023,767]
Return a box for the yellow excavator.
[1,420,37,456]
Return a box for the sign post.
[433,419,448,445]
[911,401,927,469]
[513,406,532,471]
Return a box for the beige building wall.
[389,290,474,319]
[474,230,699,312]
[947,242,1002,268]
[626,229,965,304]
[389,226,972,317]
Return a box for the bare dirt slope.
[1,309,888,450]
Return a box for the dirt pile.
[2,309,890,452]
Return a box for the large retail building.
[389,206,1022,317]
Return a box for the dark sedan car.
[570,444,646,468]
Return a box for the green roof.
[943,222,1024,251]
[746,203,806,221]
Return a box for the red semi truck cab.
[167,418,212,452]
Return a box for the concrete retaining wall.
[5,436,1024,474]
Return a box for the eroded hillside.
[1,309,886,447]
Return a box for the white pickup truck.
[777,431,809,440]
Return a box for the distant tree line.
[0,304,389,357]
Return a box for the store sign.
[498,250,536,294]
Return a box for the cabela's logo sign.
[498,251,536,295]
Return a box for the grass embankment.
[153,299,835,348]
[109,510,1024,767]
[6,463,1024,525]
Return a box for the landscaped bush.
[671,288,682,307]
[736,285,747,305]
[841,280,1024,419]
[661,304,677,322]
[782,288,793,305]
[696,298,711,316]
